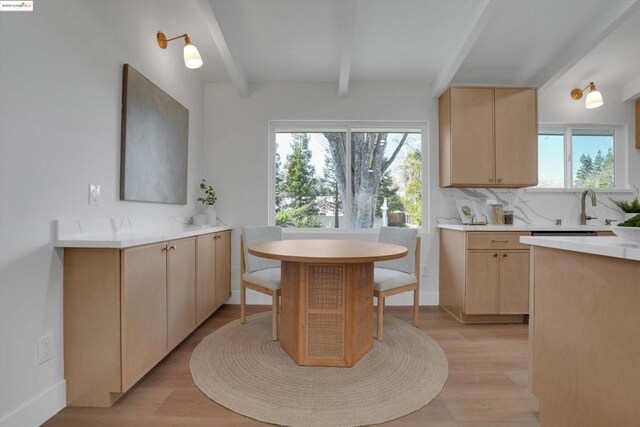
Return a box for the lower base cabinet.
[196,232,231,324]
[440,229,530,323]
[63,230,231,407]
[121,242,168,392]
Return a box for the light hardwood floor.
[45,305,539,426]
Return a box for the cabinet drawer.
[467,232,530,250]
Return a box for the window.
[537,125,624,189]
[271,122,425,230]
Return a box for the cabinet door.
[495,88,537,186]
[167,237,196,350]
[215,231,231,309]
[465,251,499,314]
[450,87,495,186]
[121,242,167,391]
[498,250,529,314]
[196,234,216,324]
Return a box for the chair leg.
[413,286,419,327]
[377,295,384,342]
[240,282,246,324]
[272,290,279,341]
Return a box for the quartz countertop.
[436,224,613,232]
[55,217,232,249]
[520,236,640,261]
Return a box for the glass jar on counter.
[491,203,504,225]
[503,210,514,225]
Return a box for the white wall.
[203,81,640,307]
[0,1,206,425]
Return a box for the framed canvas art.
[120,64,189,204]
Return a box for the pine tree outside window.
[269,122,426,230]
[537,125,627,190]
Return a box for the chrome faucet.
[580,189,597,225]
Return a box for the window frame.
[534,123,629,191]
[268,120,430,232]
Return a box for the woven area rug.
[190,312,448,427]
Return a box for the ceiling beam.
[338,0,357,97]
[623,74,640,102]
[530,0,639,94]
[197,0,250,97]
[432,0,498,98]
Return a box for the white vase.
[206,206,217,225]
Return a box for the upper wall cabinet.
[439,87,538,188]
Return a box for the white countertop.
[437,224,613,232]
[520,236,640,261]
[55,222,233,249]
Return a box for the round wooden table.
[248,239,407,367]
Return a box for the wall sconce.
[570,82,604,109]
[157,31,203,69]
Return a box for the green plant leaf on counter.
[619,214,640,227]
[611,197,640,213]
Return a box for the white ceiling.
[555,4,640,89]
[349,0,482,82]
[452,1,614,86]
[190,0,640,96]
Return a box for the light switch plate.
[89,184,100,205]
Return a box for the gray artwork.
[120,64,189,204]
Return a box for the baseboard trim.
[0,380,66,427]
[227,290,439,306]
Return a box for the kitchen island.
[521,235,640,427]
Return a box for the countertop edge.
[520,236,640,261]
[437,224,613,232]
[55,226,233,249]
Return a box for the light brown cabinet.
[63,230,231,407]
[215,231,231,308]
[636,100,639,149]
[196,231,231,324]
[167,237,196,350]
[465,251,499,314]
[439,86,538,188]
[121,242,168,391]
[497,250,529,314]
[439,229,530,323]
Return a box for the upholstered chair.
[240,226,282,340]
[374,227,420,341]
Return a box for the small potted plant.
[611,197,640,221]
[197,179,218,225]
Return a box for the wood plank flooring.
[45,305,539,426]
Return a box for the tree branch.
[381,133,408,173]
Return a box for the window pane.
[537,130,565,188]
[572,129,615,188]
[275,132,346,228]
[351,131,422,229]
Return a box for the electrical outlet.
[421,266,428,276]
[38,334,54,365]
[89,184,100,205]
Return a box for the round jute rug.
[190,313,448,427]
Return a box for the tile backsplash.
[436,186,640,226]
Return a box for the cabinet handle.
[493,253,498,258]
[503,253,508,257]
[497,178,503,183]
[161,246,168,252]
[488,178,494,183]
[169,245,176,250]
[491,240,509,243]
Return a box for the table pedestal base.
[280,261,373,367]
